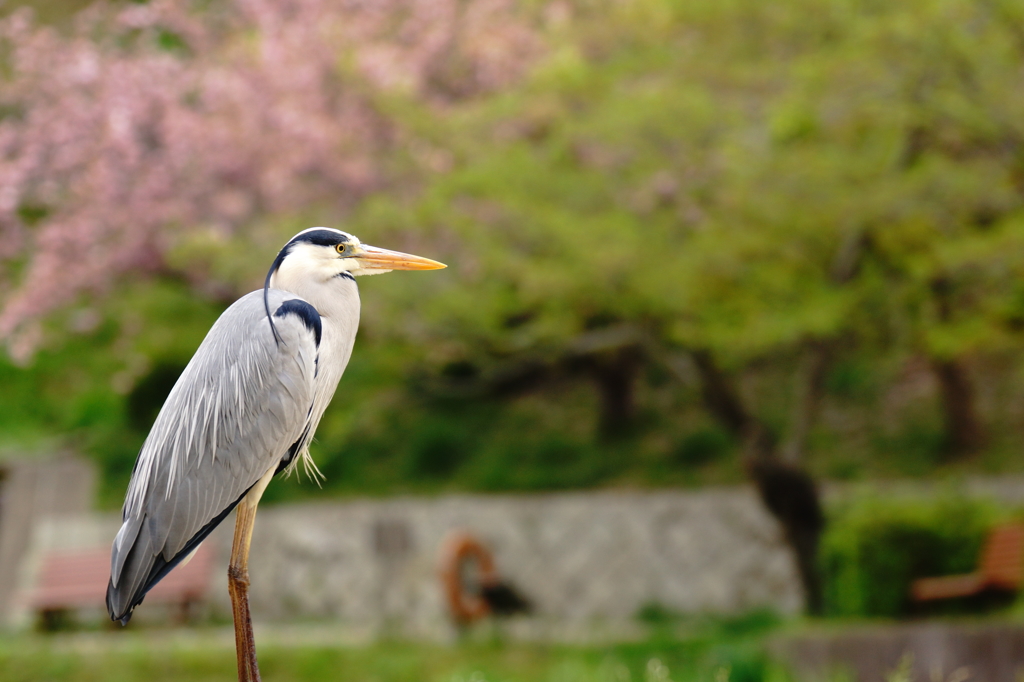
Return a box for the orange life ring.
[437,531,498,624]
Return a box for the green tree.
[346,0,1024,611]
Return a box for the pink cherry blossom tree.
[0,0,541,359]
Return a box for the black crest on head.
[287,229,350,248]
[263,229,350,345]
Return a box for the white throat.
[269,243,360,320]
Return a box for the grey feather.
[107,228,367,625]
[107,289,337,622]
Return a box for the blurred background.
[2,0,1024,679]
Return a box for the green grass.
[0,622,787,682]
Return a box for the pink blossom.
[0,0,542,358]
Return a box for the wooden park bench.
[911,523,1024,602]
[25,543,215,625]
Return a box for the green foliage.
[340,0,1024,483]
[292,399,622,499]
[714,610,783,640]
[0,279,224,505]
[0,626,791,682]
[8,0,1024,501]
[0,0,108,28]
[824,361,876,401]
[403,421,472,479]
[674,429,735,468]
[820,493,1002,617]
[636,602,681,628]
[125,362,187,432]
[392,0,1015,362]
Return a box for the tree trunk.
[590,346,642,439]
[932,357,984,457]
[689,348,825,615]
[929,276,985,458]
[690,349,752,437]
[690,349,774,457]
[745,457,825,616]
[782,342,831,465]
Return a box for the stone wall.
[14,477,1024,636]
[240,490,803,636]
[243,489,802,630]
[12,488,804,635]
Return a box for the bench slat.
[911,523,1024,602]
[26,544,215,612]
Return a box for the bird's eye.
[335,243,347,255]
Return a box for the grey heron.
[106,228,445,680]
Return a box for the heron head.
[269,227,445,290]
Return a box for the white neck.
[269,246,362,409]
[269,244,361,321]
[266,240,362,478]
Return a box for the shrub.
[674,428,734,468]
[820,492,1002,618]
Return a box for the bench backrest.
[28,543,214,611]
[979,523,1024,590]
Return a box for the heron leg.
[229,467,275,682]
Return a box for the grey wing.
[107,290,321,623]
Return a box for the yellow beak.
[354,244,447,271]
